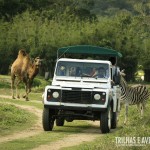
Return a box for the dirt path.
[33,122,101,150]
[0,95,12,99]
[0,95,102,150]
[0,95,41,103]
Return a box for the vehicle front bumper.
[44,104,107,112]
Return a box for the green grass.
[0,74,49,92]
[0,120,91,150]
[0,103,37,136]
[1,96,150,150]
[0,75,150,150]
[0,75,11,89]
[61,100,150,150]
[0,98,43,109]
[0,97,91,150]
[0,74,48,101]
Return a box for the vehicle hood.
[52,78,110,89]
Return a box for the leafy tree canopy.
[0,0,150,81]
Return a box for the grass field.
[63,101,150,150]
[0,103,37,136]
[0,75,150,150]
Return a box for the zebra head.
[119,69,127,86]
[120,69,126,77]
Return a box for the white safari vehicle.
[42,45,122,133]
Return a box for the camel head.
[33,57,43,68]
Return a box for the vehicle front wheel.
[42,107,55,131]
[100,106,112,133]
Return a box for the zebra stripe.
[120,76,149,105]
[119,73,150,124]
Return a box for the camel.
[11,49,42,101]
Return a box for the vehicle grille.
[61,90,92,104]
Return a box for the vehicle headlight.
[52,91,59,98]
[94,94,101,100]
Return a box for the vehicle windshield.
[56,61,109,79]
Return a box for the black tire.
[56,118,65,126]
[111,111,117,129]
[42,107,55,131]
[100,105,112,133]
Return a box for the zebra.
[119,70,150,124]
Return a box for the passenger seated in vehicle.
[69,67,76,76]
[59,65,66,76]
[90,67,97,76]
[76,67,82,76]
[92,67,106,78]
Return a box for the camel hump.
[18,49,27,57]
[11,49,27,67]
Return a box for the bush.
[32,78,42,87]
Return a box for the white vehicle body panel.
[43,58,121,112]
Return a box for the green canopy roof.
[58,45,122,57]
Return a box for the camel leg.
[11,75,15,99]
[22,78,29,101]
[25,86,29,101]
[25,84,32,101]
[25,80,32,101]
[23,79,32,101]
[16,80,21,99]
[23,83,29,101]
[22,84,27,100]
